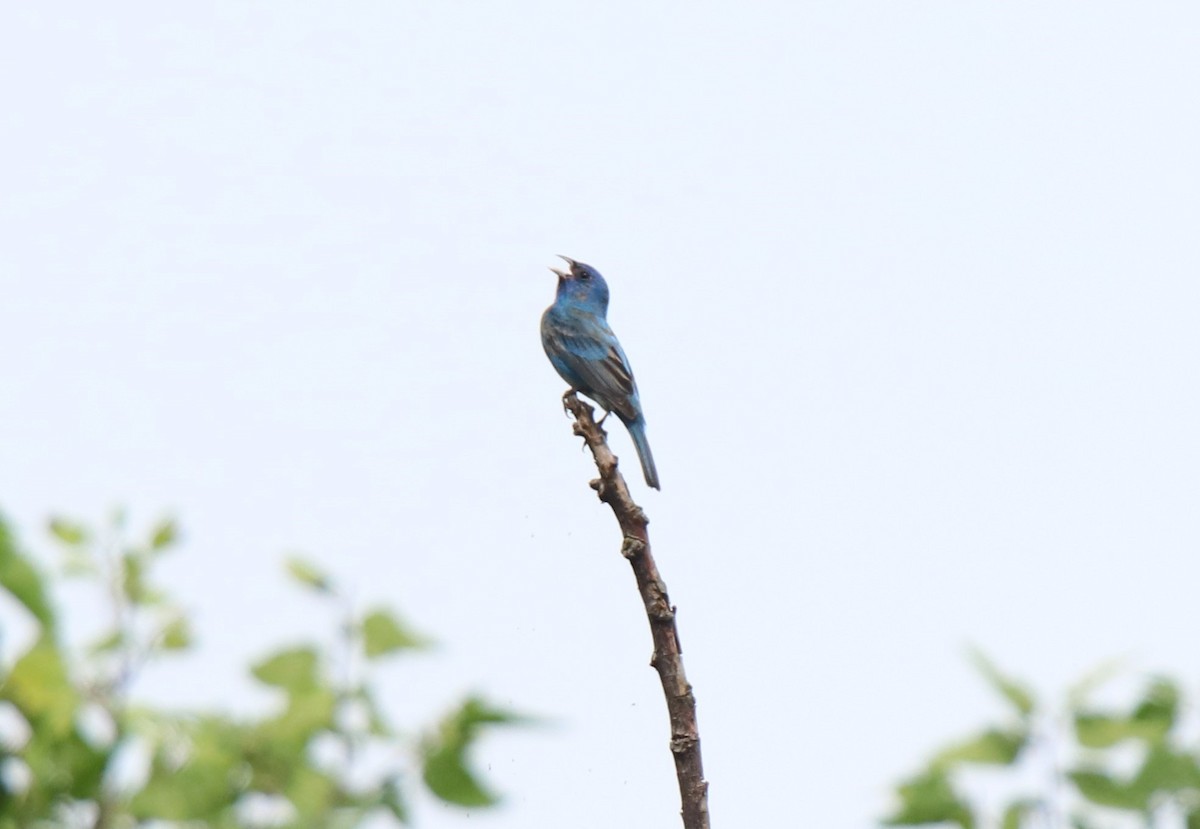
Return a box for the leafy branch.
[0,510,523,828]
[885,652,1200,829]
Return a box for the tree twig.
[560,392,710,829]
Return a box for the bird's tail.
[625,418,660,490]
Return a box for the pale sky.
[2,2,1199,827]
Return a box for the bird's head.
[550,255,610,311]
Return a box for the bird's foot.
[560,389,577,415]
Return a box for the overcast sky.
[2,2,1198,827]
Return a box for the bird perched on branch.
[541,256,660,490]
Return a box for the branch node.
[649,602,675,622]
[671,734,699,754]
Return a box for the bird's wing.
[544,316,640,421]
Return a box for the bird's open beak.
[557,254,577,268]
[549,267,569,280]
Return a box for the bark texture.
[561,392,710,829]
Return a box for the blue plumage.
[541,256,660,490]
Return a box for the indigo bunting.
[541,256,660,490]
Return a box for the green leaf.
[0,518,57,630]
[160,616,193,651]
[60,548,98,578]
[1068,769,1149,811]
[47,516,88,546]
[1074,714,1144,748]
[21,723,109,802]
[382,776,410,824]
[421,697,522,808]
[130,716,245,819]
[285,763,337,816]
[1133,746,1200,794]
[1074,678,1179,748]
[968,648,1035,717]
[121,552,163,606]
[933,728,1027,768]
[424,748,496,808]
[883,767,975,828]
[87,629,125,655]
[456,696,525,727]
[252,647,320,693]
[4,635,78,737]
[149,518,178,552]
[278,688,337,736]
[1066,658,1126,707]
[1001,798,1039,829]
[244,689,337,795]
[284,556,333,593]
[362,608,429,659]
[1131,678,1178,740]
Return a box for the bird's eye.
[579,271,589,279]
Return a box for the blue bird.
[541,256,660,490]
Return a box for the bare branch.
[561,392,711,829]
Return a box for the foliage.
[0,511,521,828]
[884,651,1200,829]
